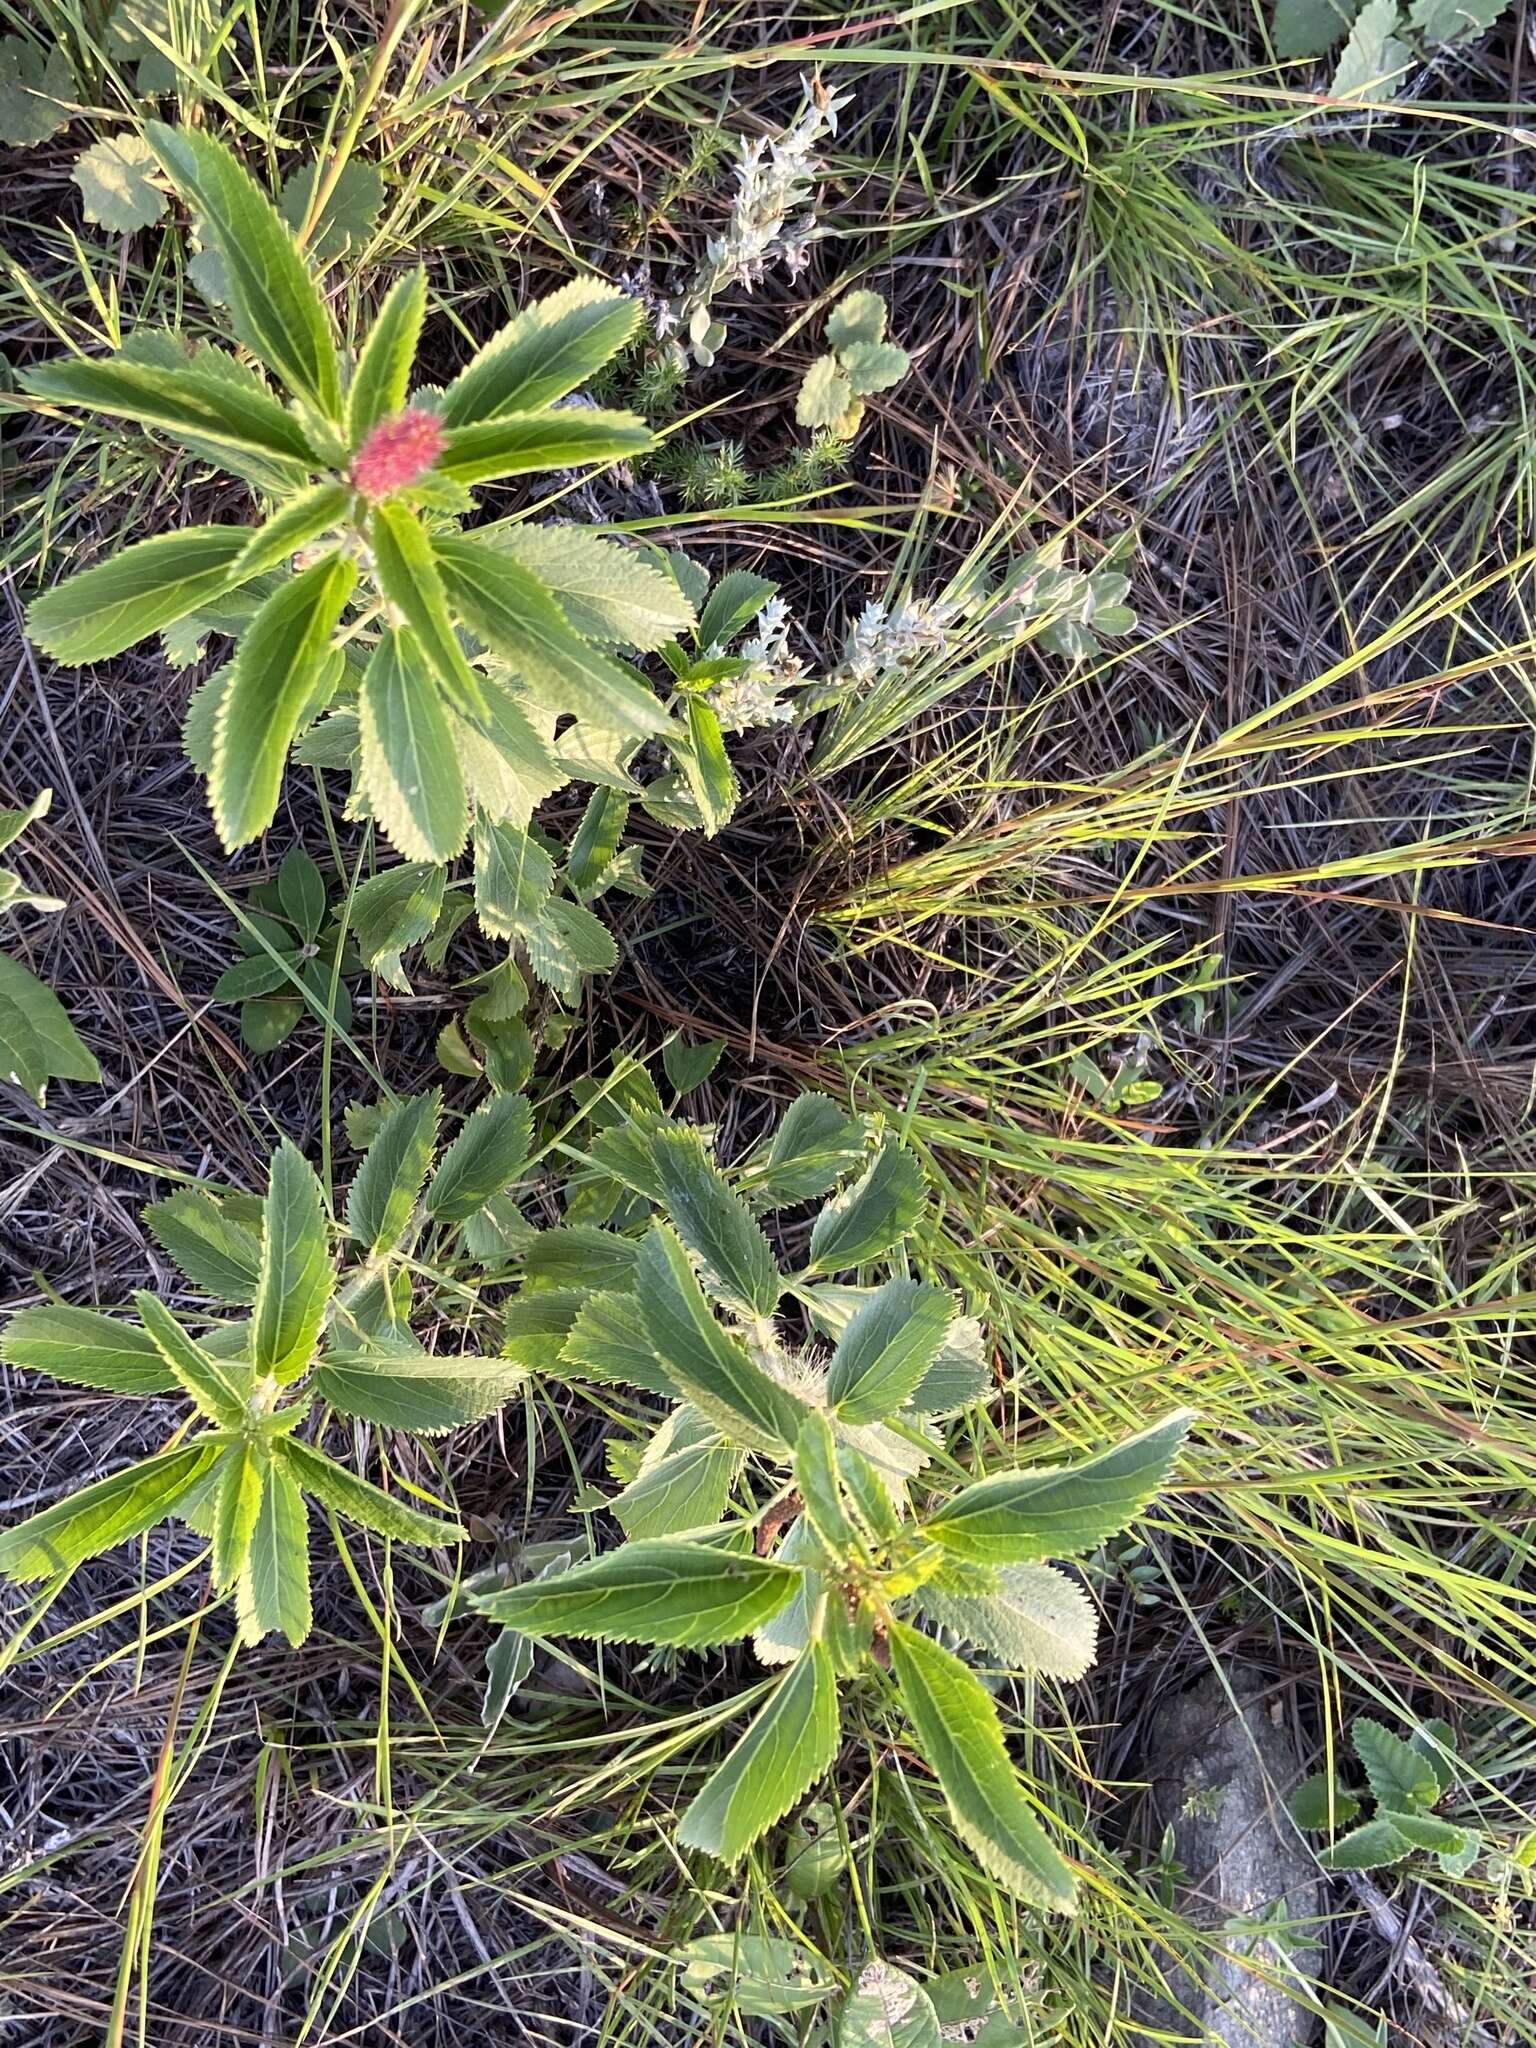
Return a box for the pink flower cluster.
[352,408,444,501]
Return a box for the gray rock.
[1135,1670,1323,2048]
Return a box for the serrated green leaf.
[679,1640,839,1863]
[806,1137,926,1274]
[73,133,166,233]
[0,37,72,147]
[825,291,887,350]
[611,1427,740,1540]
[210,552,356,849]
[0,1303,177,1394]
[488,524,696,649]
[472,816,554,938]
[282,1438,464,1544]
[795,1409,859,1557]
[0,1442,219,1583]
[1375,1807,1470,1852]
[678,1934,837,2017]
[210,1442,263,1590]
[1288,1772,1363,1831]
[134,1293,248,1424]
[797,354,855,430]
[0,952,101,1104]
[697,570,779,652]
[346,1089,440,1253]
[522,896,618,1000]
[313,1344,526,1433]
[143,1186,262,1302]
[909,1316,990,1414]
[251,1139,334,1382]
[676,696,738,837]
[278,157,385,271]
[359,629,469,863]
[636,1222,806,1452]
[351,861,445,988]
[562,786,628,900]
[26,527,251,667]
[1409,1719,1458,1798]
[440,278,642,426]
[348,266,427,441]
[1352,1718,1441,1811]
[928,1411,1192,1564]
[370,504,485,719]
[827,1278,952,1424]
[523,1225,639,1292]
[233,482,350,582]
[438,407,651,487]
[840,339,909,396]
[24,358,319,473]
[434,535,672,740]
[453,680,565,830]
[471,1536,798,1647]
[839,1962,941,2048]
[147,122,341,416]
[425,1094,533,1222]
[1272,0,1360,57]
[743,1095,868,1209]
[916,1563,1098,1680]
[500,1288,582,1369]
[887,1620,1077,1913]
[1318,1816,1416,1871]
[559,1288,675,1396]
[1330,0,1409,93]
[1408,0,1507,42]
[239,1454,310,1644]
[648,1124,781,1316]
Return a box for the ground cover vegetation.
[0,3,1532,2044]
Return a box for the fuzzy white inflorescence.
[705,597,805,732]
[660,77,852,352]
[837,595,962,687]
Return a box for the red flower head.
[352,407,444,501]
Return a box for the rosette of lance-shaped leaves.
[212,846,359,1052]
[0,1096,539,1644]
[19,122,722,894]
[475,1089,1193,1906]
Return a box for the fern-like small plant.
[0,789,100,1104]
[23,124,761,1019]
[1289,1717,1479,1875]
[0,1094,542,1639]
[460,1092,1192,1909]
